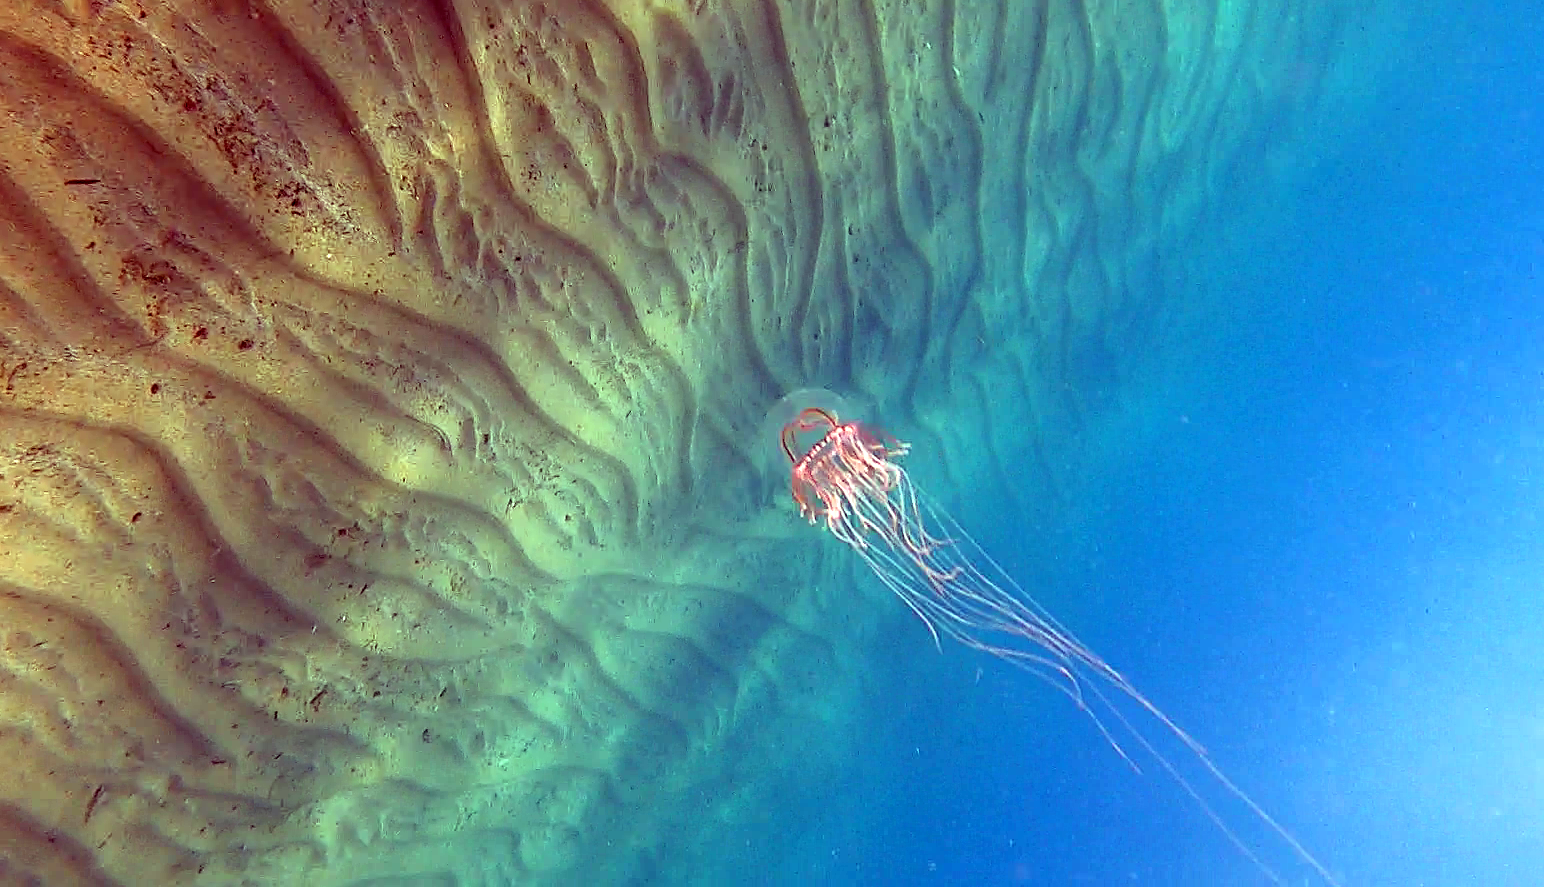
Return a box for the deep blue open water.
[804,6,1542,886]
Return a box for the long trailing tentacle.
[783,413,1343,887]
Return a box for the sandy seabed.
[0,1,1382,883]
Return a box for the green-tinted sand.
[0,1,1406,882]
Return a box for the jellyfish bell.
[766,392,1344,887]
[756,387,867,507]
[758,387,857,463]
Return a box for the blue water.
[802,7,1543,886]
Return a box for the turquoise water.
[775,7,1542,886]
[17,4,1544,885]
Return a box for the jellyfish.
[765,389,1341,887]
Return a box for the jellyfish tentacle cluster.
[776,397,1344,887]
